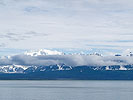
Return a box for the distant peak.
[24,49,64,56]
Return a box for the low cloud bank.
[0,54,133,66]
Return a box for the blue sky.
[0,0,133,56]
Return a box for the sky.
[0,0,133,56]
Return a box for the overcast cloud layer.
[0,0,133,55]
[1,54,133,66]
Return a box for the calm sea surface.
[0,80,132,100]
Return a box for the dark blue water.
[0,80,132,100]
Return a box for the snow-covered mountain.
[0,65,28,73]
[0,64,73,73]
[0,64,133,73]
[24,49,64,56]
[0,49,133,74]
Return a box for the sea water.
[0,80,132,100]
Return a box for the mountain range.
[0,49,133,80]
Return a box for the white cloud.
[0,53,133,66]
[0,0,133,54]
